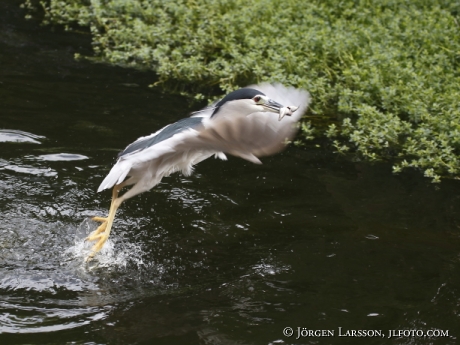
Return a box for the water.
[1,1,459,344]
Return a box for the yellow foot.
[85,192,123,262]
[92,216,108,223]
[85,216,109,262]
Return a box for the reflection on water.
[36,153,89,161]
[0,300,108,334]
[0,130,44,144]
[0,163,57,177]
[1,0,460,344]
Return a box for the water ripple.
[0,129,45,144]
[36,153,89,161]
[0,164,57,177]
[0,300,109,334]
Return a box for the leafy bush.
[23,0,460,181]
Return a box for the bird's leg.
[87,186,121,238]
[86,185,124,261]
[86,197,123,261]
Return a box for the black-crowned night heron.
[86,83,310,260]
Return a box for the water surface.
[1,1,459,344]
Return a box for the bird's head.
[211,88,298,121]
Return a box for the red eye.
[253,96,261,103]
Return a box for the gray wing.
[118,83,308,161]
[98,117,206,191]
[118,117,204,158]
[177,83,310,163]
[98,83,309,191]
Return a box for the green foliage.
[23,0,460,182]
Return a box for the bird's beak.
[263,99,299,121]
[263,99,284,114]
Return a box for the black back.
[211,88,264,117]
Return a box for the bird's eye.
[253,96,262,103]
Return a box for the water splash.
[67,218,148,272]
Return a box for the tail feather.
[97,159,132,192]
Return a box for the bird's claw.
[85,218,107,240]
[85,216,109,261]
[92,216,108,223]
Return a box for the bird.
[86,83,310,260]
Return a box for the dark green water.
[1,1,459,344]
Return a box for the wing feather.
[175,83,310,159]
[98,83,310,192]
